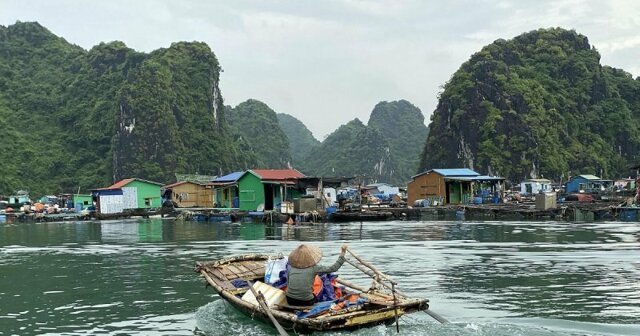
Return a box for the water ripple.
[1,219,639,335]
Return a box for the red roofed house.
[236,169,305,211]
[92,178,163,215]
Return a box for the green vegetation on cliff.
[301,119,396,182]
[419,28,640,182]
[277,113,320,167]
[0,22,421,195]
[295,100,428,185]
[0,21,252,195]
[368,100,428,183]
[227,99,291,169]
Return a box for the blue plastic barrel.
[620,209,638,222]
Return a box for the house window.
[144,198,152,206]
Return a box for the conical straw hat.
[288,244,323,268]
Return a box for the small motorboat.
[195,251,442,333]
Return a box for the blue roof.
[213,171,244,183]
[432,168,479,177]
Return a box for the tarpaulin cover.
[296,294,367,319]
[315,273,343,302]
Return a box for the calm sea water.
[1,218,639,335]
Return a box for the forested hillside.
[227,99,291,168]
[420,28,640,182]
[368,100,429,183]
[300,119,397,183]
[277,113,320,168]
[11,22,630,194]
[0,21,425,196]
[297,100,428,185]
[0,21,254,195]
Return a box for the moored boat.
[195,253,432,333]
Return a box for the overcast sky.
[1,0,639,139]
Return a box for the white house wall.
[520,182,551,195]
[99,195,124,214]
[378,185,400,195]
[323,188,337,205]
[122,187,138,209]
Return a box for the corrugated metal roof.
[162,181,188,189]
[252,169,305,180]
[577,175,601,180]
[524,178,552,183]
[174,173,217,184]
[94,178,163,190]
[432,168,480,177]
[474,175,505,181]
[213,171,244,183]
[105,178,134,189]
[162,181,205,189]
[367,183,392,187]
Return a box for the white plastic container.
[241,281,286,307]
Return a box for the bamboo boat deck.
[195,254,430,333]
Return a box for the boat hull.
[196,254,429,332]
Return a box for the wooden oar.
[246,280,289,336]
[346,247,397,285]
[345,248,449,325]
[343,257,407,297]
[424,309,449,324]
[391,282,400,333]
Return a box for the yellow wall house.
[408,168,506,205]
[162,181,214,208]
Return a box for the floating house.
[407,168,504,205]
[520,178,552,196]
[614,178,635,191]
[39,195,59,204]
[235,169,306,211]
[296,176,353,209]
[6,191,30,207]
[162,181,214,208]
[365,183,400,196]
[565,175,612,193]
[212,171,244,209]
[72,194,93,210]
[92,178,162,215]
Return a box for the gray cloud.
[1,0,638,139]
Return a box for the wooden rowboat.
[195,253,430,333]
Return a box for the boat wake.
[193,300,635,336]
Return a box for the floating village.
[2,167,640,224]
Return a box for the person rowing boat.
[285,243,348,306]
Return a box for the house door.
[445,182,451,204]
[264,184,274,210]
[448,182,461,204]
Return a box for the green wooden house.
[92,178,163,214]
[212,172,244,209]
[236,169,305,211]
[73,194,93,209]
